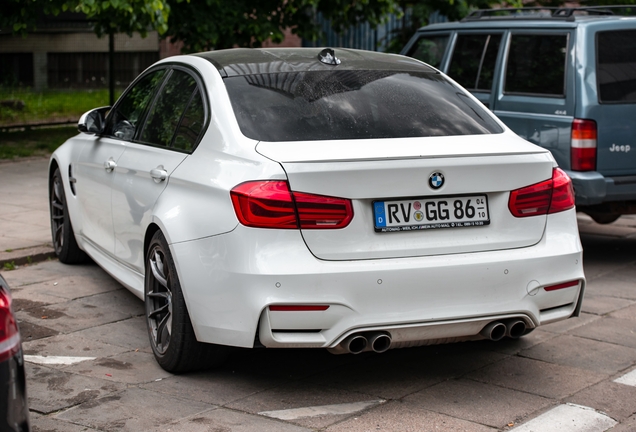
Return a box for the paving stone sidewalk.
[0,157,55,266]
[2,157,636,431]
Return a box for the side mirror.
[78,106,110,134]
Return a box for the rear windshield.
[224,70,502,142]
[597,30,636,103]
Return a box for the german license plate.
[373,195,490,232]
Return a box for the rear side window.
[224,70,502,142]
[505,34,568,97]
[105,69,166,140]
[140,70,198,147]
[173,88,205,151]
[407,35,449,68]
[597,30,636,103]
[448,34,502,91]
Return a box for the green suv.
[402,7,636,223]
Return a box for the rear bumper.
[0,350,30,432]
[568,170,636,207]
[171,209,584,349]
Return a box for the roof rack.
[462,5,636,22]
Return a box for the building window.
[47,52,159,88]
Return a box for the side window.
[172,88,205,151]
[448,34,502,91]
[505,34,567,97]
[597,30,636,103]
[407,35,449,69]
[139,69,198,148]
[105,69,166,140]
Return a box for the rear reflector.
[509,168,575,217]
[231,181,353,229]
[571,119,597,171]
[269,305,330,311]
[0,288,20,363]
[544,280,580,291]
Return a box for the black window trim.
[102,63,210,155]
[502,30,570,99]
[595,28,636,105]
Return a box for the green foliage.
[384,0,496,53]
[163,0,400,52]
[3,262,16,271]
[0,0,171,36]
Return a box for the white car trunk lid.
[257,132,555,260]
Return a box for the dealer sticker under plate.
[373,195,490,232]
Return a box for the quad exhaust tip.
[329,319,528,355]
[480,320,527,341]
[330,332,392,355]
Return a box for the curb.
[0,245,57,268]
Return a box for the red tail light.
[508,168,575,217]
[549,167,576,214]
[571,119,597,171]
[231,181,353,229]
[0,288,21,363]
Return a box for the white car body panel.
[259,133,554,260]
[74,136,126,255]
[112,143,188,273]
[172,208,583,348]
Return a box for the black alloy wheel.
[49,167,87,263]
[145,231,230,373]
[146,242,173,355]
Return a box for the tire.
[588,213,621,225]
[49,167,88,264]
[145,231,230,373]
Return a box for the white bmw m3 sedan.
[49,47,585,372]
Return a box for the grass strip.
[0,126,78,159]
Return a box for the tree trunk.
[109,31,115,106]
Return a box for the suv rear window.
[448,34,502,92]
[505,34,568,97]
[597,30,636,103]
[407,35,449,68]
[224,70,502,142]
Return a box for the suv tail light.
[0,287,21,363]
[231,181,353,229]
[571,119,597,171]
[508,168,575,217]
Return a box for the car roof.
[193,48,434,77]
[415,14,636,32]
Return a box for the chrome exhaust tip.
[480,322,506,341]
[367,332,392,353]
[505,320,527,339]
[346,334,368,354]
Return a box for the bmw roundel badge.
[429,172,444,189]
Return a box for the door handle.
[150,166,167,183]
[104,158,117,172]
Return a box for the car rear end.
[173,49,585,353]
[570,19,636,220]
[0,275,30,432]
